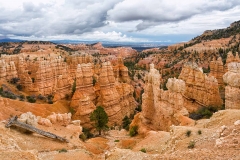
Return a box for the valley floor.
[0,109,240,160]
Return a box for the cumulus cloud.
[14,31,141,42]
[80,31,139,42]
[0,0,121,37]
[107,0,240,31]
[0,0,239,42]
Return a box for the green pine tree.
[90,106,109,135]
[122,116,131,131]
[72,78,76,96]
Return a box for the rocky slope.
[106,109,240,160]
[1,109,240,160]
[134,20,240,87]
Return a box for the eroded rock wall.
[113,57,130,83]
[209,57,224,86]
[132,64,194,132]
[179,62,222,107]
[225,52,240,72]
[97,62,136,125]
[0,53,136,127]
[0,59,18,81]
[223,62,240,109]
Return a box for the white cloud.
[13,31,145,42]
[0,0,239,42]
[0,0,121,37]
[80,31,142,42]
[108,0,240,31]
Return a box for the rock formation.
[223,62,240,109]
[70,63,96,127]
[38,112,72,127]
[31,57,72,98]
[67,54,93,78]
[18,112,38,127]
[179,62,222,107]
[71,93,96,128]
[0,59,18,81]
[209,52,240,86]
[225,52,240,71]
[97,61,135,125]
[0,51,136,127]
[113,57,130,83]
[18,57,34,91]
[131,64,194,133]
[71,61,136,127]
[209,57,224,85]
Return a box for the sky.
[0,0,240,43]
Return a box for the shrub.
[58,148,67,153]
[186,130,191,137]
[37,94,44,100]
[140,148,146,153]
[26,95,36,103]
[16,84,23,91]
[19,94,25,101]
[137,73,141,79]
[92,76,97,86]
[188,141,195,149]
[47,94,53,104]
[47,94,53,100]
[72,79,76,96]
[122,116,131,131]
[79,133,87,142]
[203,67,210,73]
[69,107,76,115]
[198,108,212,118]
[129,125,138,137]
[65,94,70,100]
[82,127,94,139]
[10,77,20,84]
[198,130,202,135]
[0,90,17,99]
[114,140,120,142]
[48,100,53,104]
[189,107,215,120]
[135,105,142,112]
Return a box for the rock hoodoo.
[209,57,224,86]
[223,62,240,109]
[179,62,222,107]
[70,61,136,127]
[131,64,194,133]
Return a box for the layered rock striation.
[132,64,194,132]
[113,57,130,83]
[0,59,18,81]
[225,52,240,71]
[97,62,136,125]
[209,57,224,86]
[0,53,136,127]
[179,62,222,107]
[70,63,96,127]
[70,61,136,127]
[223,62,240,109]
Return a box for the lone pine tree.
[90,106,109,135]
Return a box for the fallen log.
[5,116,69,143]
